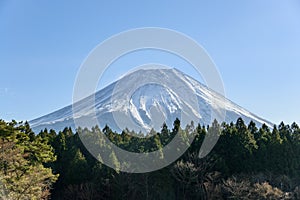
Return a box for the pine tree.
[0,120,58,199]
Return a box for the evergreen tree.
[0,120,58,200]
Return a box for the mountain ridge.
[30,68,273,133]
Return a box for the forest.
[1,118,300,200]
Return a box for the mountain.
[29,68,273,133]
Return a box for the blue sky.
[0,0,300,125]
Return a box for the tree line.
[1,118,300,199]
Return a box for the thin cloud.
[0,88,11,96]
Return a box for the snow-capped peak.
[29,68,273,133]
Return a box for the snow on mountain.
[29,68,273,133]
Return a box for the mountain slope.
[30,68,273,133]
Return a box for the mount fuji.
[29,68,273,133]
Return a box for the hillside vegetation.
[1,118,300,199]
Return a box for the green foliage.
[0,120,58,200]
[2,118,300,199]
[50,119,300,199]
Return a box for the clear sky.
[1,0,299,125]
